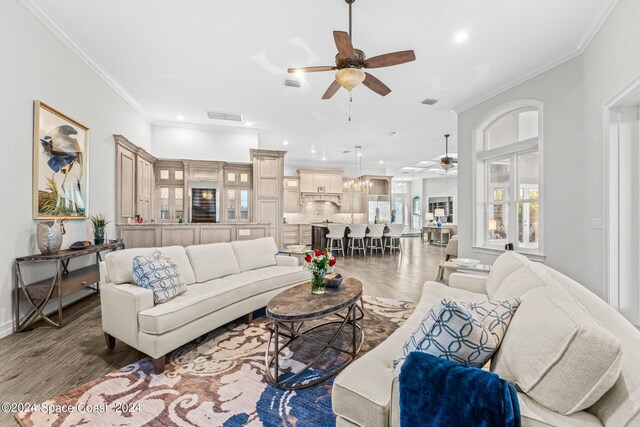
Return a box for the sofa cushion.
[231,237,278,272]
[132,251,187,304]
[485,251,529,299]
[491,283,623,415]
[185,242,240,283]
[138,265,308,334]
[492,263,546,301]
[518,393,603,427]
[105,246,196,286]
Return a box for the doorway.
[605,77,640,326]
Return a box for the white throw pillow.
[491,283,623,414]
[186,243,240,282]
[132,251,187,304]
[231,237,278,272]
[492,264,546,301]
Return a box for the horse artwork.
[33,101,89,220]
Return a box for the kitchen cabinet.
[224,164,252,186]
[300,225,312,245]
[225,188,251,222]
[158,185,185,222]
[115,135,157,223]
[283,177,300,212]
[283,224,312,246]
[298,169,343,194]
[340,189,366,214]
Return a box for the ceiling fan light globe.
[335,68,366,91]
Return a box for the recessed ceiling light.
[176,115,185,121]
[245,122,252,127]
[311,149,316,154]
[295,71,304,78]
[322,157,327,161]
[379,160,384,164]
[358,152,363,157]
[455,31,468,43]
[283,141,289,145]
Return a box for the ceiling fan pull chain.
[349,91,353,122]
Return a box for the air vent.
[284,79,302,88]
[206,110,244,122]
[421,98,439,105]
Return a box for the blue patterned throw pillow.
[394,297,520,370]
[132,250,187,304]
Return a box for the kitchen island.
[117,223,271,248]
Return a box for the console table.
[14,242,123,332]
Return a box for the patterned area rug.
[16,295,414,427]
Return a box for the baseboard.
[0,318,14,339]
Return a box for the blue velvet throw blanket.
[399,352,521,427]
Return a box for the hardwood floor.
[0,236,444,425]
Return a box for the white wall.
[0,0,151,337]
[423,177,458,224]
[151,124,258,162]
[457,0,640,300]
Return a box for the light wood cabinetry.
[298,169,343,194]
[115,135,157,223]
[283,177,300,212]
[223,163,252,222]
[118,224,270,248]
[252,149,286,248]
[340,180,367,214]
[283,224,312,246]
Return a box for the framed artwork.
[33,101,89,219]
[317,186,326,193]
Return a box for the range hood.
[300,193,342,206]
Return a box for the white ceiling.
[28,0,613,178]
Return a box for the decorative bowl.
[451,258,481,267]
[286,244,306,253]
[324,273,343,288]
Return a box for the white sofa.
[100,237,310,373]
[332,251,640,427]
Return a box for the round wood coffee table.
[264,277,364,390]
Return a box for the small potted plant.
[303,248,336,295]
[89,213,110,245]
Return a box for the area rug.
[16,295,414,427]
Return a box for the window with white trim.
[474,102,543,254]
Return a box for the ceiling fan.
[287,0,416,99]
[440,134,458,171]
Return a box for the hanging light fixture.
[440,134,457,172]
[335,67,366,91]
[346,145,371,192]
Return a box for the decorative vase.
[36,220,63,255]
[311,273,326,295]
[94,226,105,245]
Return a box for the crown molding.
[20,0,152,123]
[575,0,620,52]
[454,0,619,115]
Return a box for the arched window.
[473,100,543,255]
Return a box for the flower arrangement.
[303,248,336,294]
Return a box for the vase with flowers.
[303,248,336,295]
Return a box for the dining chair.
[326,224,347,255]
[366,224,386,255]
[347,224,368,256]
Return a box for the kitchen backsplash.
[285,202,366,224]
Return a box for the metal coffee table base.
[264,299,364,390]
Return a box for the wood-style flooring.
[0,236,445,425]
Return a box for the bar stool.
[384,224,405,253]
[326,224,347,255]
[347,224,368,256]
[366,224,386,255]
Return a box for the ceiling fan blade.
[365,50,416,69]
[322,80,342,99]
[333,31,355,60]
[287,66,334,73]
[362,72,391,96]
